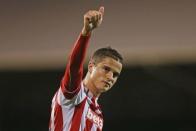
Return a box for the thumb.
[99,6,104,16]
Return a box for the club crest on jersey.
[86,108,103,130]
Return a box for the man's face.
[88,57,122,93]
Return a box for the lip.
[103,81,111,87]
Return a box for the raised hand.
[82,6,104,36]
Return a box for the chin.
[96,83,110,93]
[100,86,110,92]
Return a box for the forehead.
[97,57,122,72]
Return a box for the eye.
[103,66,110,72]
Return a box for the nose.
[106,71,114,82]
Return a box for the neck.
[83,72,101,97]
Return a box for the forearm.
[69,33,90,72]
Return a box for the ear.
[88,60,95,74]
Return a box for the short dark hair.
[91,46,123,64]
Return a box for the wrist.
[81,27,91,36]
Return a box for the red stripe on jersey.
[84,118,93,131]
[70,97,87,131]
[54,102,63,131]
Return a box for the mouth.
[103,81,111,87]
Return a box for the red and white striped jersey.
[49,83,103,131]
[49,34,104,131]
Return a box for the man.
[49,6,123,131]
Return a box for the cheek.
[91,69,104,81]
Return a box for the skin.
[82,6,104,36]
[83,57,122,97]
[81,6,123,97]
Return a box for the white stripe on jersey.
[79,101,90,130]
[57,83,86,106]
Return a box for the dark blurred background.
[1,0,196,131]
[1,65,196,131]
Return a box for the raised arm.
[61,7,104,99]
